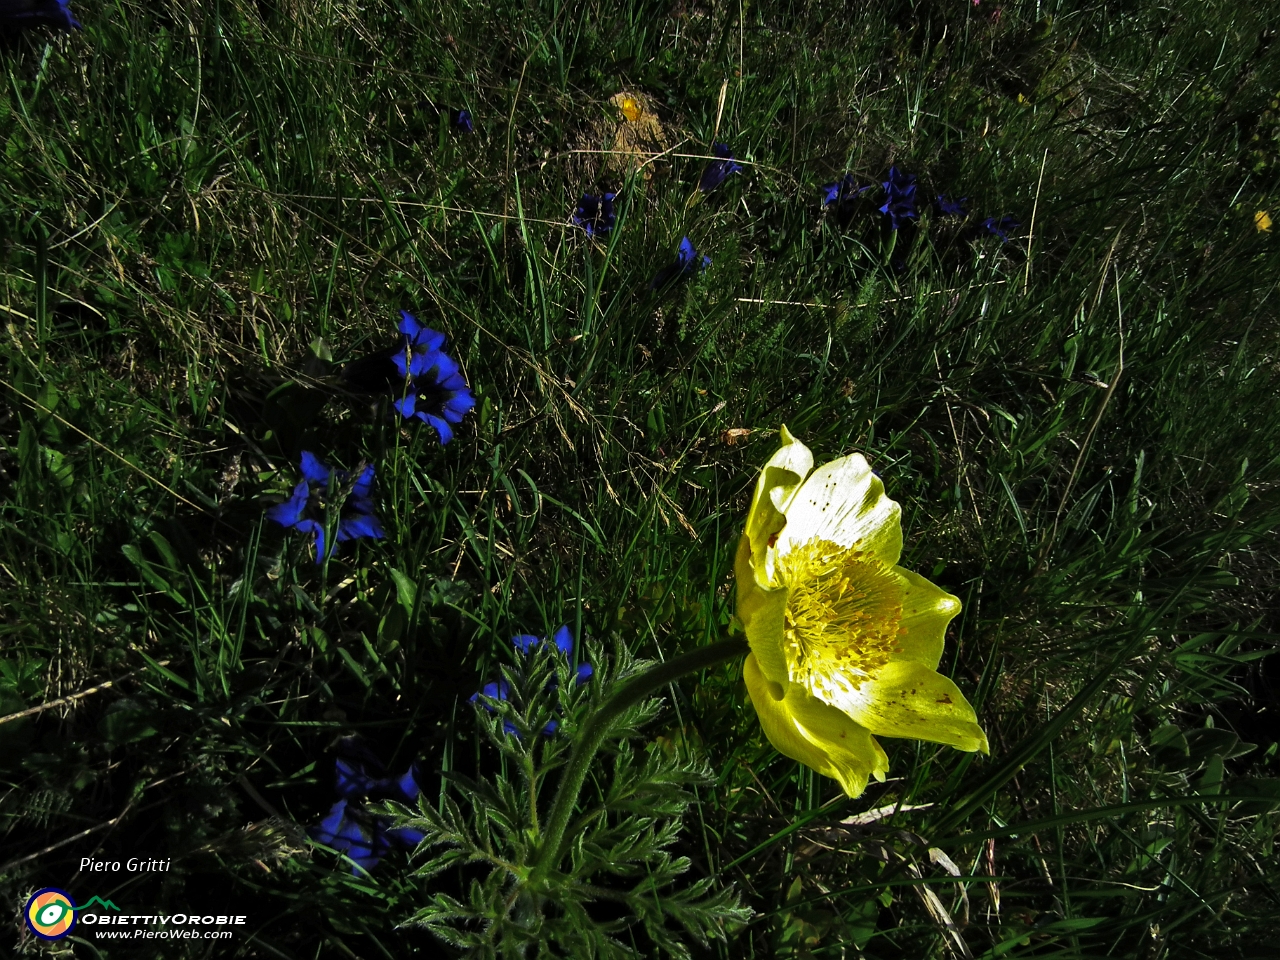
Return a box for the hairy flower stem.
[530,638,749,883]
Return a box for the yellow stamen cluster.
[777,538,904,699]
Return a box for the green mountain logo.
[75,896,121,912]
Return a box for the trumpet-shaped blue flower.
[309,740,425,874]
[470,626,594,736]
[572,192,617,237]
[699,143,742,192]
[821,173,873,227]
[822,173,871,208]
[878,166,919,230]
[332,738,422,802]
[0,0,80,30]
[391,312,475,445]
[470,679,520,735]
[982,215,1020,241]
[650,236,711,290]
[332,737,424,803]
[311,800,391,873]
[934,195,968,218]
[451,108,473,133]
[393,310,447,374]
[513,625,595,685]
[267,452,384,563]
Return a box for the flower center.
[411,365,452,412]
[778,538,904,698]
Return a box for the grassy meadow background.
[2,0,1280,955]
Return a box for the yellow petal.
[836,660,988,753]
[744,653,888,798]
[735,536,791,684]
[775,452,902,567]
[1256,210,1272,233]
[744,426,813,587]
[890,568,962,670]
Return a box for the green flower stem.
[530,637,750,883]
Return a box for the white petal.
[744,425,814,587]
[775,452,902,566]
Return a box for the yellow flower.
[736,426,988,798]
[1256,210,1272,233]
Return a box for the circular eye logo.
[24,888,77,941]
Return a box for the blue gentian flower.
[981,215,1020,241]
[336,463,382,541]
[332,737,424,803]
[699,143,742,192]
[383,820,426,848]
[572,192,617,237]
[879,166,919,230]
[512,624,572,657]
[341,311,445,393]
[309,742,426,874]
[821,173,871,208]
[310,800,390,873]
[513,625,594,684]
[393,309,447,374]
[470,626,593,737]
[470,680,519,735]
[934,194,968,217]
[335,757,384,799]
[821,173,873,226]
[267,452,385,563]
[451,108,473,133]
[391,311,475,445]
[0,0,80,31]
[650,236,711,290]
